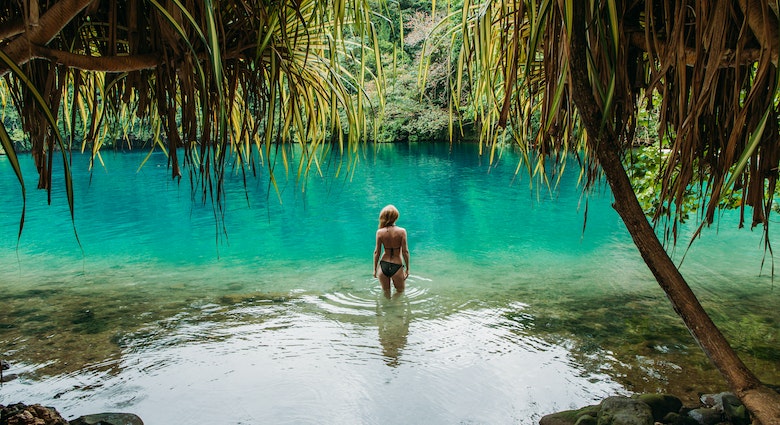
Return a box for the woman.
[373,205,410,296]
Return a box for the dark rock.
[0,403,68,425]
[687,407,723,425]
[720,394,749,425]
[597,396,653,425]
[70,413,144,425]
[699,392,749,425]
[540,405,601,425]
[0,360,12,383]
[0,373,18,383]
[575,414,598,425]
[635,393,683,422]
[662,412,700,425]
[700,392,731,411]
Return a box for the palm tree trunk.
[566,3,780,424]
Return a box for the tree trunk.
[566,3,780,424]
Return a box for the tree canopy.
[447,0,779,232]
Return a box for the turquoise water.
[0,143,777,424]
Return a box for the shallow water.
[0,143,777,424]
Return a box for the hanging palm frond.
[444,0,779,233]
[0,0,383,224]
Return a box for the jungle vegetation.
[1,1,779,424]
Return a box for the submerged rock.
[0,360,18,383]
[0,373,18,383]
[70,413,144,425]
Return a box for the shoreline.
[2,389,772,425]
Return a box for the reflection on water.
[0,144,778,424]
[377,293,412,367]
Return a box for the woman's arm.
[401,230,410,277]
[373,230,382,277]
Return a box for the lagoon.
[0,143,777,424]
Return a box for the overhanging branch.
[628,31,766,67]
[0,18,25,40]
[0,0,95,76]
[31,45,160,72]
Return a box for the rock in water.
[0,373,18,383]
[70,413,144,425]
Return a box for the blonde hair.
[378,205,399,228]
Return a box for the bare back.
[377,225,406,263]
[373,216,411,296]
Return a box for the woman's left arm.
[373,231,382,277]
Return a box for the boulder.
[540,405,601,425]
[635,393,683,422]
[597,396,653,425]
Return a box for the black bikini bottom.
[380,260,403,277]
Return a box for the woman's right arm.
[401,230,410,277]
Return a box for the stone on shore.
[635,393,683,422]
[699,392,750,425]
[0,405,143,425]
[539,392,755,425]
[0,403,68,425]
[540,404,601,425]
[597,396,654,425]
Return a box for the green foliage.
[625,144,698,223]
[625,128,772,226]
[625,97,756,224]
[370,59,451,143]
[361,0,463,143]
[1,103,27,150]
